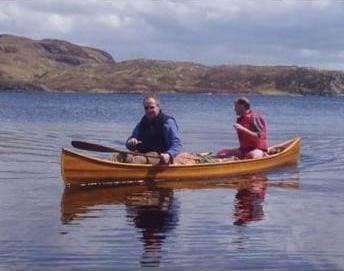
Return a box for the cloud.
[0,0,344,69]
[47,14,73,34]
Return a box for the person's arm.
[251,114,267,139]
[234,115,267,141]
[161,118,182,162]
[126,124,141,151]
[234,123,259,139]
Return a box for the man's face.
[144,98,160,120]
[234,102,246,116]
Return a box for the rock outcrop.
[1,34,344,95]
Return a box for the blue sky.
[1,0,343,70]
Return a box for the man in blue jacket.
[126,96,182,164]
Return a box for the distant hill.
[1,34,344,95]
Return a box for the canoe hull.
[61,137,300,186]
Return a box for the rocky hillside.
[1,34,344,95]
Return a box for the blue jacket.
[127,111,182,158]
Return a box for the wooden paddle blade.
[71,141,117,152]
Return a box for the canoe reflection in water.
[61,184,178,266]
[61,175,299,266]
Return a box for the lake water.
[0,91,344,270]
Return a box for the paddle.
[71,140,160,159]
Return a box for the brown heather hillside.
[1,34,344,95]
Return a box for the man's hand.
[233,123,258,139]
[233,123,245,131]
[127,138,141,148]
[160,153,171,164]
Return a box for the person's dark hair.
[235,97,250,109]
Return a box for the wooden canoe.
[61,137,301,186]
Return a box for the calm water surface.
[0,91,344,270]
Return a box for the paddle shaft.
[71,141,161,159]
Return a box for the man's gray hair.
[143,95,160,106]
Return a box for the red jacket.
[236,110,268,151]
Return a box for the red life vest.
[236,111,268,151]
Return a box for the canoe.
[61,137,301,186]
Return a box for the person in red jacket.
[216,97,268,159]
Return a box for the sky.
[1,0,344,70]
